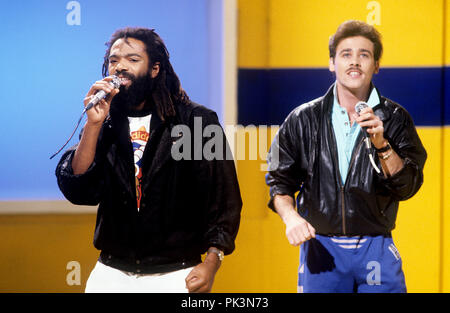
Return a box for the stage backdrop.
[1,0,449,294]
[225,0,450,293]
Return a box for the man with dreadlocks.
[55,27,242,293]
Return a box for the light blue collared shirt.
[331,83,380,184]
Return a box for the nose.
[350,55,361,67]
[115,61,128,73]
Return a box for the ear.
[329,57,335,73]
[151,62,160,78]
[374,60,380,74]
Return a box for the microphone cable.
[49,76,121,160]
[368,144,381,174]
[49,110,85,160]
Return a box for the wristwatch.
[375,142,392,153]
[207,247,224,261]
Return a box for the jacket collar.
[322,82,388,122]
[321,83,335,116]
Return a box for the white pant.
[85,261,194,293]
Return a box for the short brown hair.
[329,20,383,61]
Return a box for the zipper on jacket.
[340,138,365,235]
[340,186,346,235]
[328,117,348,236]
[327,107,365,236]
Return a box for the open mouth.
[347,69,362,78]
[119,77,130,84]
[118,77,132,86]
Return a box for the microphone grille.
[111,75,121,89]
[355,101,368,115]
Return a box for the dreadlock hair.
[102,27,189,120]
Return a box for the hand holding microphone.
[82,75,121,123]
[354,101,386,149]
[355,101,371,149]
[354,101,382,173]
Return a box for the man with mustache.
[55,27,242,293]
[266,20,427,292]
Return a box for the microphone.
[355,101,371,149]
[355,101,381,174]
[83,75,121,113]
[355,101,368,115]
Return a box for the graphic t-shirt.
[128,114,151,211]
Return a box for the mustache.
[346,67,362,73]
[115,71,136,82]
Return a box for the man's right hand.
[273,194,316,246]
[83,76,120,125]
[72,77,120,175]
[282,209,316,246]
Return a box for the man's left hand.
[185,253,221,293]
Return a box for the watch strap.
[207,247,224,261]
[375,142,392,153]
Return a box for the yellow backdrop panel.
[239,0,445,68]
[443,126,450,292]
[0,213,98,292]
[446,0,450,65]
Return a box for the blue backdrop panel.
[0,0,217,200]
[238,67,446,127]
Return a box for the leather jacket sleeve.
[375,100,427,201]
[265,106,313,211]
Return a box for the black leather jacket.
[266,85,427,235]
[56,101,242,273]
